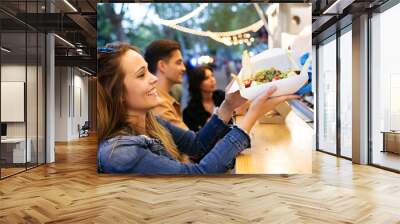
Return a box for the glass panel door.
[371,3,400,171]
[317,37,337,154]
[0,7,28,177]
[339,29,352,158]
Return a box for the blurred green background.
[97,3,269,62]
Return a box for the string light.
[210,20,263,37]
[152,4,262,46]
[158,20,261,46]
[153,3,208,25]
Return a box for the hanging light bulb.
[223,38,232,46]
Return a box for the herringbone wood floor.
[1,135,400,223]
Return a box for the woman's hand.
[217,80,248,123]
[234,101,250,116]
[222,80,248,111]
[238,86,300,133]
[223,91,248,112]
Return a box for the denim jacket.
[97,114,251,174]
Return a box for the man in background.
[144,39,188,130]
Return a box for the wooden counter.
[235,111,313,174]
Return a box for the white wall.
[73,73,89,137]
[54,67,89,141]
[55,66,69,141]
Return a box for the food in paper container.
[228,48,311,100]
[241,67,301,88]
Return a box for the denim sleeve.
[99,126,250,174]
[158,114,231,158]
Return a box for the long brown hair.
[97,42,187,162]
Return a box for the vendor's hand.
[238,86,300,133]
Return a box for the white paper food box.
[228,48,311,100]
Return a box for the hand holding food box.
[228,48,311,100]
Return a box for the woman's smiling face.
[121,49,160,112]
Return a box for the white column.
[46,32,55,163]
[352,14,369,164]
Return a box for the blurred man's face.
[162,50,186,84]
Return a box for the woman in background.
[183,65,225,132]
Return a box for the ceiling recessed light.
[63,0,78,12]
[78,67,93,76]
[54,34,75,48]
[323,0,354,15]
[1,47,11,53]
